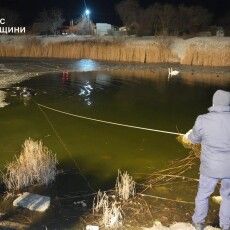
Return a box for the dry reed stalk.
[92,190,123,229]
[176,135,201,158]
[0,39,175,64]
[102,201,123,229]
[142,136,200,189]
[91,170,136,228]
[93,190,109,214]
[3,138,58,191]
[115,170,136,201]
[1,37,228,66]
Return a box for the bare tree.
[218,11,230,35]
[136,4,161,36]
[116,1,212,36]
[176,5,190,35]
[116,0,140,35]
[36,8,64,34]
[155,3,177,35]
[186,6,212,33]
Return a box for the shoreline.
[0,57,229,89]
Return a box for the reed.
[92,190,123,229]
[93,190,109,214]
[0,38,175,64]
[102,201,123,229]
[115,170,136,201]
[3,138,58,191]
[181,44,230,67]
[0,36,228,66]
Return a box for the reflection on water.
[109,69,230,87]
[73,59,99,72]
[79,81,93,106]
[59,72,113,106]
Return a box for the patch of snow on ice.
[142,221,220,230]
[0,90,9,108]
[0,64,15,73]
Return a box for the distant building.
[96,23,113,36]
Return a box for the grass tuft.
[115,170,136,201]
[3,138,58,191]
[102,201,123,229]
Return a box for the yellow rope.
[138,193,195,205]
[37,103,184,136]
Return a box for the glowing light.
[74,59,98,72]
[85,9,90,16]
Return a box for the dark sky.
[0,0,229,26]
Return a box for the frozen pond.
[0,58,229,228]
[1,70,230,184]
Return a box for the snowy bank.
[142,221,220,230]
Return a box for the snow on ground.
[0,63,23,89]
[142,221,220,230]
[170,37,230,60]
[0,35,229,46]
[0,34,118,46]
[0,90,8,108]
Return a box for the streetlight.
[83,8,91,35]
[85,9,90,17]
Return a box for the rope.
[36,103,95,192]
[37,103,184,136]
[138,193,194,205]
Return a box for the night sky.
[0,0,229,26]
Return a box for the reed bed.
[181,45,230,67]
[3,138,58,191]
[0,38,176,64]
[1,36,229,67]
[0,36,229,66]
[90,171,136,229]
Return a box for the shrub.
[3,138,58,191]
